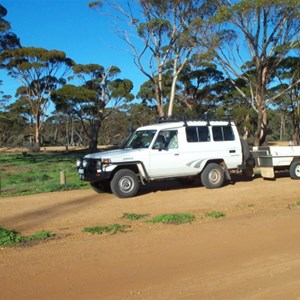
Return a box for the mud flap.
[260,167,275,179]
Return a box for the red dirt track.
[1,175,300,299]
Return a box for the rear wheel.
[289,161,300,179]
[201,163,225,189]
[110,169,140,198]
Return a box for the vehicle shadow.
[137,173,260,196]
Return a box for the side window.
[186,126,209,143]
[212,126,235,141]
[186,127,198,142]
[212,126,223,141]
[223,126,235,141]
[153,130,178,149]
[166,131,178,149]
[198,126,210,142]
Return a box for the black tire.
[201,163,225,189]
[289,161,300,179]
[110,169,139,198]
[90,181,111,193]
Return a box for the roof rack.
[158,114,232,126]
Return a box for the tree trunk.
[88,119,101,152]
[254,108,268,146]
[242,114,250,140]
[33,112,41,152]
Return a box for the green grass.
[83,224,131,235]
[146,213,195,224]
[0,227,55,246]
[0,151,89,196]
[122,213,150,220]
[287,200,300,209]
[205,211,226,219]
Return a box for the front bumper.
[78,168,111,182]
[77,158,111,183]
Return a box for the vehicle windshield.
[123,130,156,149]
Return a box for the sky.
[1,0,144,105]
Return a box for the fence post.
[60,171,66,185]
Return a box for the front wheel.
[201,163,225,189]
[110,169,140,198]
[289,161,300,179]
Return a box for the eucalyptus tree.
[176,63,225,114]
[0,4,20,96]
[51,64,134,152]
[0,47,74,148]
[273,56,300,144]
[0,5,20,52]
[207,0,300,145]
[89,0,215,117]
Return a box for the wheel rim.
[119,176,134,193]
[295,165,300,177]
[209,169,221,184]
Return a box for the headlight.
[76,159,82,167]
[96,160,102,169]
[82,159,88,168]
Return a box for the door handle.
[229,150,236,153]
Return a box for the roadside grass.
[205,211,226,219]
[146,213,195,224]
[0,226,55,246]
[83,224,131,235]
[0,151,89,196]
[287,200,300,209]
[122,213,150,220]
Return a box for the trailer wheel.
[110,169,140,198]
[289,161,300,179]
[201,163,225,189]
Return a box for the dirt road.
[1,175,300,299]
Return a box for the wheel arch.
[200,159,230,180]
[110,162,149,182]
[291,157,300,165]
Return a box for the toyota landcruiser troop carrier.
[77,117,253,198]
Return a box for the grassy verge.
[0,150,88,196]
[205,211,226,219]
[0,227,55,246]
[146,213,195,224]
[83,224,131,235]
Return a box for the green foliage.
[122,213,150,220]
[0,227,54,246]
[205,211,226,219]
[0,4,20,52]
[83,224,131,235]
[0,151,88,196]
[0,227,22,245]
[28,230,55,241]
[147,213,195,224]
[288,200,300,209]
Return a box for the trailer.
[251,145,300,179]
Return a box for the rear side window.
[212,126,235,141]
[186,126,210,143]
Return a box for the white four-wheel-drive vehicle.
[77,117,254,198]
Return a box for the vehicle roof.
[137,120,236,131]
